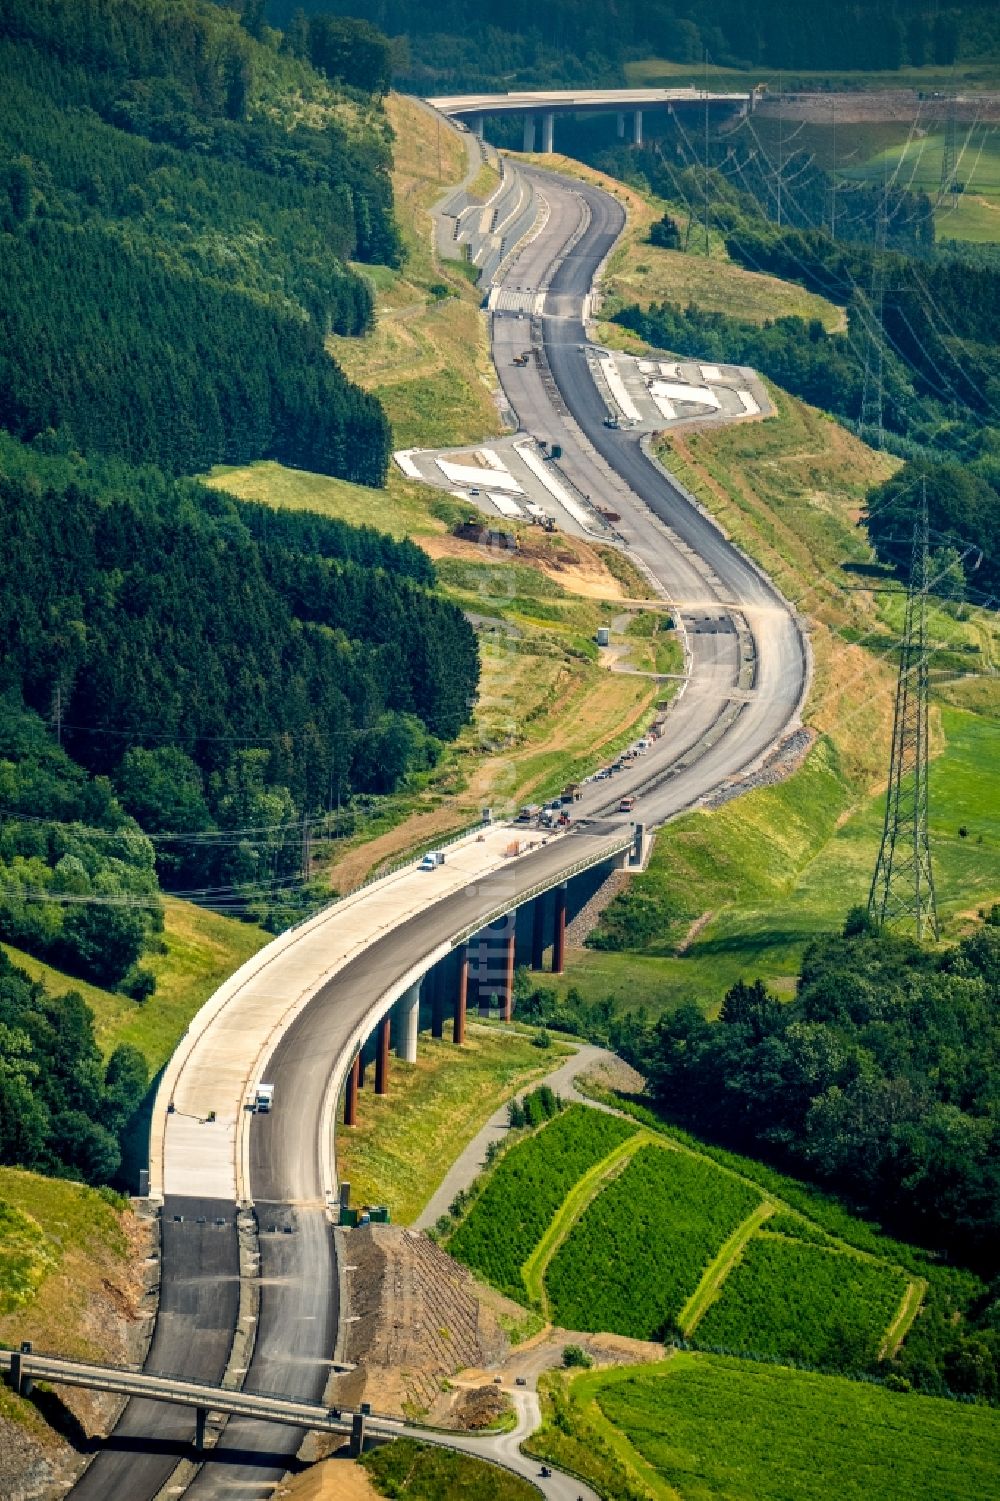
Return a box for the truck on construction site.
[254,1083,274,1112]
[619,795,636,813]
[512,349,531,366]
[561,783,583,803]
[453,519,518,550]
[517,803,541,822]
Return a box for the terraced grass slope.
[446,1105,638,1301]
[697,1234,908,1368]
[545,1144,761,1340]
[447,1099,919,1374]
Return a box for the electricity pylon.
[860,190,887,449]
[940,93,958,196]
[868,495,939,941]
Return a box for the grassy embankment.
[2,898,267,1069]
[530,1353,1000,1501]
[0,1169,144,1446]
[335,1027,571,1224]
[210,96,677,891]
[550,375,1000,1013]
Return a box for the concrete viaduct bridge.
[429,86,754,150]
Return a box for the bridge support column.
[503,930,515,1022]
[617,111,626,139]
[531,894,546,971]
[634,109,643,146]
[479,934,492,1017]
[374,1015,391,1096]
[195,1406,207,1453]
[396,983,420,1063]
[350,1407,368,1457]
[10,1343,32,1397]
[454,943,468,1044]
[471,114,485,138]
[522,114,536,153]
[344,1053,360,1127]
[541,112,554,153]
[357,1050,366,1088]
[553,883,567,974]
[431,965,444,1038]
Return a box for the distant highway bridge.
[42,109,806,1501]
[429,85,754,149]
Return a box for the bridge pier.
[350,1405,368,1456]
[503,929,515,1021]
[395,982,420,1063]
[431,964,445,1038]
[479,933,492,1018]
[344,1053,360,1127]
[541,111,554,153]
[195,1405,207,1452]
[634,109,643,146]
[553,883,567,974]
[374,1014,391,1095]
[617,111,625,139]
[471,114,484,138]
[531,893,546,970]
[454,943,468,1043]
[522,115,535,153]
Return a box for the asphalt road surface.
[68,156,805,1501]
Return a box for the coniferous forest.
[0,0,481,1141]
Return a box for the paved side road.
[409,1389,599,1501]
[412,1040,616,1231]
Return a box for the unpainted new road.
[67,158,806,1501]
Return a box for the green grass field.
[841,125,1000,241]
[335,1026,569,1224]
[696,1234,908,1368]
[545,1144,762,1339]
[585,1354,1000,1501]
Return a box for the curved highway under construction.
[65,131,809,1501]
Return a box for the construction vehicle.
[561,783,583,803]
[517,804,541,822]
[254,1083,275,1112]
[418,850,446,870]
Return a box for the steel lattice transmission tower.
[940,92,958,197]
[860,191,887,449]
[868,498,939,941]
